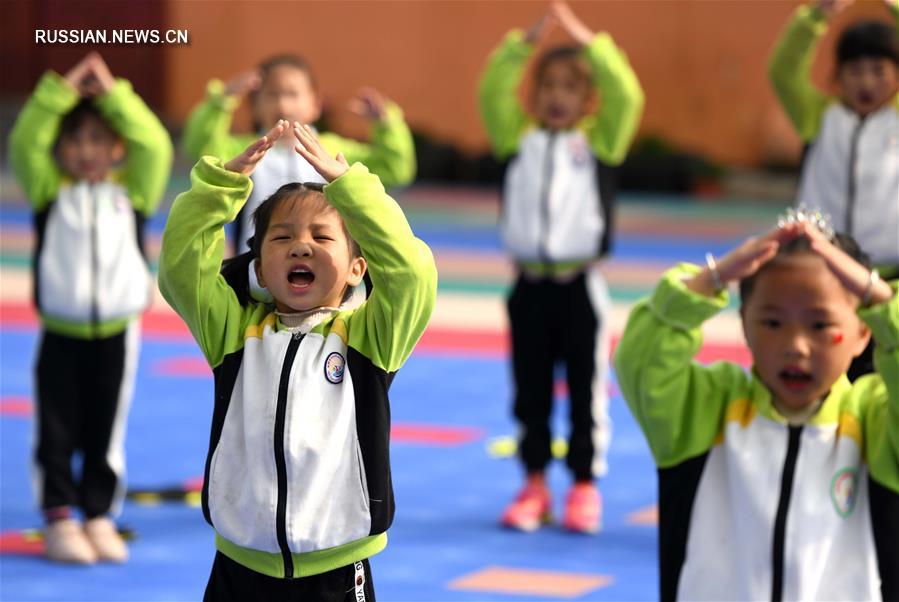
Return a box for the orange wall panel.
[157,0,893,167]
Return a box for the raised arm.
[553,1,645,166]
[768,2,840,141]
[158,122,288,368]
[87,55,173,215]
[8,70,80,210]
[182,72,258,161]
[478,16,547,160]
[320,87,416,187]
[294,124,437,373]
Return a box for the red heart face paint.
[832,332,844,345]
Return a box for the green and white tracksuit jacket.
[8,71,173,339]
[769,4,899,270]
[614,264,899,601]
[478,29,643,276]
[158,158,437,578]
[183,79,416,252]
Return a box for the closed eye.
[761,319,781,328]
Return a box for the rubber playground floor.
[0,180,781,601]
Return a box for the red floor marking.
[2,302,752,365]
[449,566,613,598]
[0,530,44,556]
[154,357,210,376]
[391,423,483,446]
[183,476,204,492]
[0,396,32,417]
[626,504,659,526]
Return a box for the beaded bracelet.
[862,269,880,307]
[705,252,725,293]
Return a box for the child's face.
[838,57,899,116]
[56,116,123,182]
[741,253,870,412]
[253,65,321,130]
[255,195,366,313]
[533,58,592,131]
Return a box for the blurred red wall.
[2,0,894,168]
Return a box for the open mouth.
[287,267,315,289]
[779,367,812,391]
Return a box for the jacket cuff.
[93,78,135,111]
[206,79,240,111]
[649,263,729,331]
[860,281,899,353]
[34,71,80,114]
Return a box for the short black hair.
[738,232,870,303]
[837,20,899,66]
[55,99,118,148]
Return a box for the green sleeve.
[581,32,645,166]
[613,264,749,468]
[319,102,416,188]
[859,282,899,494]
[94,78,173,216]
[157,157,266,368]
[768,5,832,142]
[477,29,532,160]
[7,71,77,211]
[182,79,254,161]
[325,163,438,372]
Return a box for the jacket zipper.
[845,116,866,237]
[538,132,556,270]
[771,425,802,602]
[274,331,303,578]
[89,185,100,337]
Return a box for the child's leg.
[33,330,84,516]
[507,275,560,474]
[35,330,99,563]
[562,270,612,482]
[78,322,139,519]
[203,552,377,601]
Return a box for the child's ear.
[254,258,266,288]
[346,256,367,287]
[111,140,125,163]
[852,322,872,358]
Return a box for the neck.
[771,396,824,426]
[275,306,339,333]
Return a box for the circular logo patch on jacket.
[324,352,345,384]
[830,467,858,518]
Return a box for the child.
[614,215,899,601]
[157,120,436,600]
[8,52,173,564]
[769,0,899,377]
[182,54,416,254]
[478,0,644,534]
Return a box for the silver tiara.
[776,204,835,241]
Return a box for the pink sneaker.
[500,485,552,532]
[562,483,602,534]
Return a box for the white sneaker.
[84,517,128,563]
[44,519,98,564]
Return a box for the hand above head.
[550,1,595,47]
[815,0,854,19]
[348,87,387,121]
[524,6,555,44]
[81,52,115,96]
[223,70,262,98]
[685,224,802,297]
[798,222,894,306]
[223,119,289,176]
[64,52,116,97]
[292,122,349,183]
